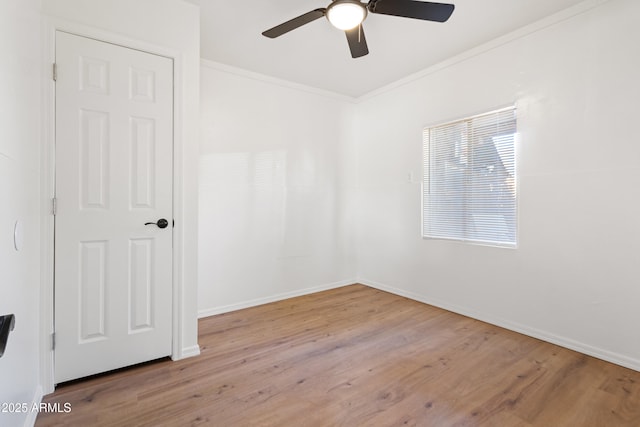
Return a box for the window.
[423,106,517,247]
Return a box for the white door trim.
[40,17,198,394]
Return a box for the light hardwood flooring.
[37,284,640,426]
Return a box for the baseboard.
[174,345,201,360]
[24,385,43,427]
[198,279,356,318]
[360,278,640,372]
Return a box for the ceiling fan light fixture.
[326,0,367,30]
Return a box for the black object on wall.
[0,314,16,358]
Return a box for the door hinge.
[51,333,56,351]
[52,198,57,216]
[52,63,57,81]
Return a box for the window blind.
[423,107,517,247]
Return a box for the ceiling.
[186,0,588,98]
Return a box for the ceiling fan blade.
[262,8,326,38]
[345,25,369,58]
[368,0,454,23]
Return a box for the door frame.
[40,18,197,394]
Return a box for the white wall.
[355,0,640,370]
[42,0,201,358]
[198,61,357,315]
[0,0,43,426]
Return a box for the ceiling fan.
[262,0,455,59]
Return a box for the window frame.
[422,106,518,248]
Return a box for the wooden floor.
[37,284,640,426]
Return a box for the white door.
[54,31,174,383]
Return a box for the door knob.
[145,218,169,229]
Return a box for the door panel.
[54,31,173,383]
